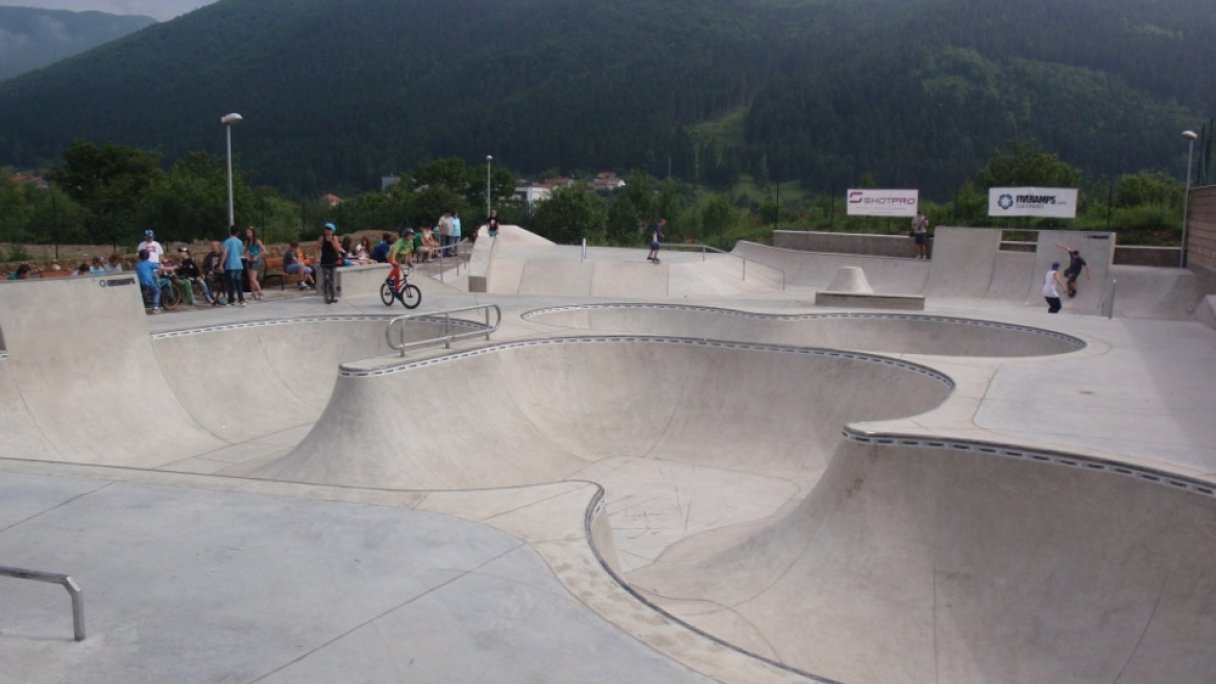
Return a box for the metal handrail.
[386,304,502,356]
[1102,278,1117,319]
[657,242,787,290]
[0,565,85,641]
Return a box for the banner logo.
[846,189,919,217]
[988,187,1077,218]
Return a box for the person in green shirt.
[388,228,414,284]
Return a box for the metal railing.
[1101,278,1117,319]
[386,304,502,356]
[659,242,787,290]
[0,565,85,641]
[434,240,472,283]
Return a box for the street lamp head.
[1182,130,1198,140]
[486,155,493,162]
[221,113,244,126]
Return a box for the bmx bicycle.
[380,268,421,309]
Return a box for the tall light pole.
[485,155,493,218]
[221,113,243,227]
[1181,130,1198,268]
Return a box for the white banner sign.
[988,187,1078,218]
[846,189,919,217]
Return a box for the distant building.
[514,184,552,208]
[381,175,401,191]
[592,172,625,191]
[8,172,49,191]
[321,193,342,207]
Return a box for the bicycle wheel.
[401,284,421,309]
[380,281,395,306]
[160,281,181,310]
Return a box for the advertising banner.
[988,187,1078,218]
[846,189,919,217]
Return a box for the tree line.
[0,138,1192,262]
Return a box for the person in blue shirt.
[450,210,462,256]
[371,232,392,263]
[134,248,161,312]
[220,225,246,306]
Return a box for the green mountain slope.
[0,7,155,82]
[0,0,1209,197]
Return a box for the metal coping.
[150,314,488,340]
[337,335,958,385]
[842,429,1216,501]
[580,483,842,684]
[521,303,1086,350]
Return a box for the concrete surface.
[1,227,1215,684]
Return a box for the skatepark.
[2,223,1215,683]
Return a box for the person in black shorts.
[647,218,666,264]
[1056,241,1091,298]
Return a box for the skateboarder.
[1043,262,1066,314]
[1056,242,1091,298]
[647,218,666,264]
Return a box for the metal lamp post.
[221,113,243,227]
[1181,130,1198,268]
[485,155,493,217]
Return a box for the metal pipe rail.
[0,565,85,641]
[657,242,786,290]
[386,304,502,356]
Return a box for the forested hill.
[0,0,1210,198]
[0,7,154,82]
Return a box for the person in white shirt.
[137,228,165,265]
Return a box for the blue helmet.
[324,222,336,232]
[144,228,155,238]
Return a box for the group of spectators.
[135,226,278,312]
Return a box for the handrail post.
[581,238,587,262]
[0,565,86,641]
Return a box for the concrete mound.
[630,438,1216,683]
[824,265,873,293]
[258,338,951,490]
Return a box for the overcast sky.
[0,0,215,21]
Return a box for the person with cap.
[138,228,165,265]
[316,222,344,303]
[135,248,161,312]
[175,246,219,306]
[220,225,247,307]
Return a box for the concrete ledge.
[336,263,391,297]
[1114,245,1182,267]
[774,230,925,258]
[467,227,495,293]
[815,291,925,310]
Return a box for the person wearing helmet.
[316,222,344,303]
[138,228,165,265]
[387,228,414,285]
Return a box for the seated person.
[283,241,316,288]
[421,226,439,261]
[104,253,124,273]
[175,247,218,306]
[72,263,91,277]
[371,233,391,263]
[202,241,226,302]
[353,236,375,264]
[89,256,106,276]
[135,248,161,312]
[340,236,356,267]
[7,264,31,280]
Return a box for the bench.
[262,256,308,290]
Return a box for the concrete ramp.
[630,438,1216,683]
[1107,265,1206,320]
[733,241,930,293]
[923,227,1002,298]
[986,250,1037,301]
[0,276,224,467]
[259,338,950,490]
